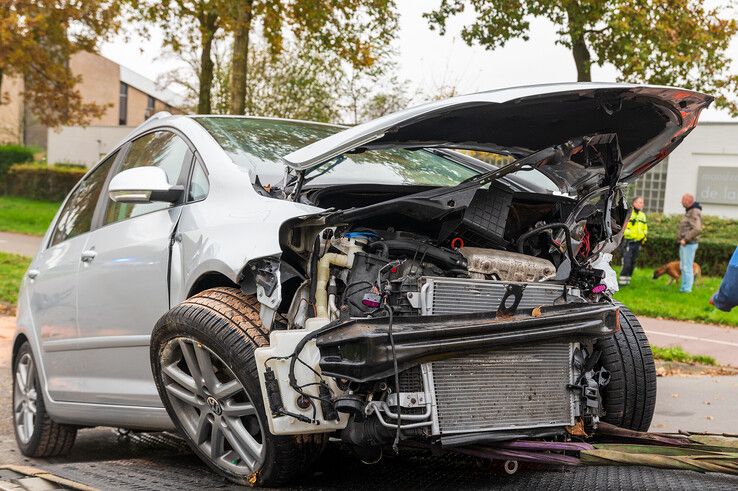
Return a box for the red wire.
[579,228,591,257]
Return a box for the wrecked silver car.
[14,83,711,486]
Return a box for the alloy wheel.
[13,353,38,444]
[160,338,265,474]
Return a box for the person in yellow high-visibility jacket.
[619,196,648,286]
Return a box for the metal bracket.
[387,391,427,408]
[250,256,282,309]
[498,283,526,317]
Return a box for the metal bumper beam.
[316,302,619,382]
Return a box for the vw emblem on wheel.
[206,396,222,415]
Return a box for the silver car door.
[74,130,192,406]
[28,153,119,402]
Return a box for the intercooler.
[413,277,578,436]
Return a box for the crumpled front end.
[254,257,619,452]
[247,83,709,458]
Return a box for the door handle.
[80,250,97,263]
[27,269,40,279]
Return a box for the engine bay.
[251,185,622,452]
[285,225,570,327]
[250,135,631,457]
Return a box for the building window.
[145,95,155,119]
[628,158,669,213]
[119,82,128,126]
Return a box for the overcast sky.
[101,0,738,121]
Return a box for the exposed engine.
[252,143,628,457]
[252,215,618,460]
[286,226,566,327]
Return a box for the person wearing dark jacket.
[619,196,647,286]
[677,193,702,293]
[711,246,738,312]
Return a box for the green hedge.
[616,237,735,276]
[647,213,738,244]
[0,144,36,180]
[5,163,86,201]
[613,213,738,276]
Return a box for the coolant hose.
[316,252,350,318]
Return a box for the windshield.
[195,117,479,187]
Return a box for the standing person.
[677,193,702,293]
[619,196,648,286]
[710,246,738,312]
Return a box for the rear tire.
[13,342,77,457]
[151,287,326,487]
[597,304,657,431]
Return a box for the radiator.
[427,343,576,435]
[414,276,577,436]
[419,277,567,316]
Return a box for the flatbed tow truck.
[1,424,736,490]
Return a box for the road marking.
[645,330,738,348]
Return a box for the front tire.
[598,304,657,431]
[151,287,325,487]
[13,342,77,457]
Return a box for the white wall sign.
[696,166,738,206]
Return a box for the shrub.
[53,162,86,169]
[619,237,735,276]
[0,144,36,180]
[5,163,86,201]
[646,213,738,244]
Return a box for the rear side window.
[103,131,190,225]
[49,152,117,247]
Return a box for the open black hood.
[283,83,712,184]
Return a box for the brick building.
[0,51,183,165]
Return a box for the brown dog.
[653,261,702,285]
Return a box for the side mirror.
[108,167,184,204]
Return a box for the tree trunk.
[197,23,216,114]
[566,6,592,82]
[570,31,592,82]
[229,4,253,115]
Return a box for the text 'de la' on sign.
[696,166,738,206]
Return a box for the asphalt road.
[641,317,738,366]
[652,375,738,433]
[0,232,40,258]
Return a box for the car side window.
[49,152,118,247]
[188,160,209,202]
[103,131,189,225]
